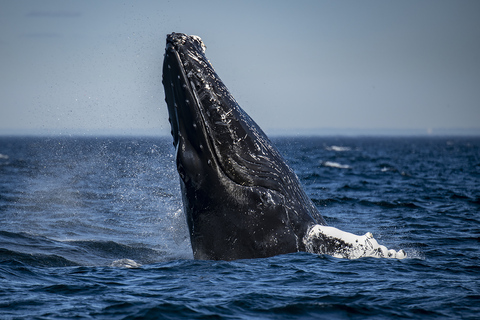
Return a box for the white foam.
[322,161,351,169]
[326,146,351,152]
[110,259,142,268]
[304,225,406,259]
[0,154,9,159]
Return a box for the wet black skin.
[162,32,326,260]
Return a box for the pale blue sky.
[1,0,479,136]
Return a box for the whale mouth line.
[165,37,243,187]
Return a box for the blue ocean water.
[0,136,479,319]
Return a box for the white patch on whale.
[304,225,406,259]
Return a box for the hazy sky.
[1,0,479,136]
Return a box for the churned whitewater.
[1,136,479,319]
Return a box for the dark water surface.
[1,136,479,319]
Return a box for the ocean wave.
[312,196,356,207]
[65,239,166,264]
[0,230,169,267]
[0,248,79,267]
[359,199,420,209]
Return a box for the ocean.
[1,136,479,319]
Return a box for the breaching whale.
[162,32,405,260]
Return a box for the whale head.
[162,32,325,260]
[163,32,282,192]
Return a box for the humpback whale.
[162,32,405,260]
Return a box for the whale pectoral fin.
[304,225,406,259]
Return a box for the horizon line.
[1,127,480,137]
